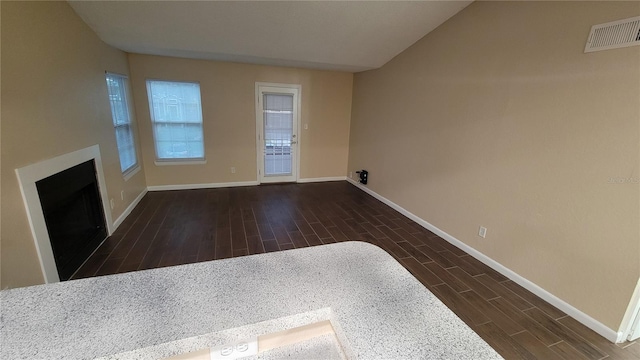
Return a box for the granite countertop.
[0,241,502,359]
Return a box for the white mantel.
[15,145,114,283]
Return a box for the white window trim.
[146,79,206,163]
[154,159,207,166]
[106,71,140,177]
[123,164,141,181]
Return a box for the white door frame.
[255,82,301,184]
[619,278,640,342]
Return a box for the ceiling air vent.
[585,16,640,53]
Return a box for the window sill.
[123,165,141,181]
[154,159,207,166]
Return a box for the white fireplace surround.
[15,145,114,283]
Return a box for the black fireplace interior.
[36,160,107,281]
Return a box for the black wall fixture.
[356,170,368,185]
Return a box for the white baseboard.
[297,176,346,183]
[112,188,147,232]
[345,178,621,343]
[147,181,260,192]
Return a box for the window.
[146,80,205,161]
[105,73,138,174]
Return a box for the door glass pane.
[263,94,293,176]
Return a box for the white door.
[628,278,640,341]
[630,311,640,341]
[255,83,300,183]
[623,278,640,341]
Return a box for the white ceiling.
[68,1,472,72]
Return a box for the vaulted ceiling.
[68,1,472,72]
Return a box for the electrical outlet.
[210,338,258,360]
[120,190,125,201]
[349,171,353,178]
[110,198,115,210]
[231,167,236,174]
[478,226,487,238]
[304,123,309,130]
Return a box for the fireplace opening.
[36,160,107,281]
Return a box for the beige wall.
[1,1,147,288]
[127,54,353,186]
[348,1,640,330]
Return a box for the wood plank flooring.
[73,182,639,359]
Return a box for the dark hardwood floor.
[73,182,639,359]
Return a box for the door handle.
[291,141,297,144]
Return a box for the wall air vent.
[585,16,640,53]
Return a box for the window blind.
[263,94,293,175]
[146,80,205,160]
[105,73,138,173]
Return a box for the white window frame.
[146,79,206,165]
[105,72,140,180]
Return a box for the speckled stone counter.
[1,242,502,359]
